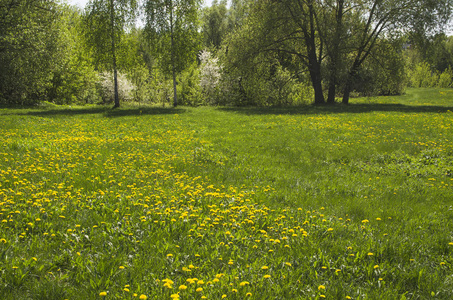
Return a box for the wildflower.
[99,292,107,296]
[318,285,326,291]
[246,293,252,297]
[179,285,187,290]
[240,281,250,286]
[285,262,292,267]
[374,265,379,269]
[139,295,147,300]
[261,266,269,270]
[170,294,179,299]
[367,252,374,256]
[264,275,271,279]
[196,287,203,292]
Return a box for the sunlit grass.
[1,88,453,299]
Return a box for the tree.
[84,0,137,108]
[329,0,452,103]
[201,0,231,49]
[226,0,327,104]
[0,0,59,104]
[144,0,201,107]
[226,0,452,105]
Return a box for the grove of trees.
[1,0,452,107]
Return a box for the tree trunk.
[307,49,325,105]
[170,0,177,107]
[327,75,336,104]
[110,0,120,108]
[310,70,325,105]
[342,74,352,104]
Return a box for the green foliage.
[437,68,453,88]
[0,0,59,105]
[408,62,452,88]
[84,0,137,71]
[177,63,202,106]
[144,0,201,76]
[47,6,100,105]
[221,26,313,106]
[201,0,232,49]
[349,39,407,96]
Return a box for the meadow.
[1,88,453,299]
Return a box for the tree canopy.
[0,0,452,106]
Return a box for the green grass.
[1,88,453,299]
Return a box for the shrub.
[199,50,222,104]
[98,72,135,104]
[437,68,453,88]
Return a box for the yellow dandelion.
[139,295,147,300]
[99,292,107,297]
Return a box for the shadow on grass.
[217,103,453,115]
[7,106,186,118]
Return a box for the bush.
[437,68,453,88]
[178,63,202,106]
[199,50,222,104]
[98,72,135,104]
[409,62,438,88]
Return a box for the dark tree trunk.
[342,78,351,104]
[327,75,336,104]
[309,67,325,105]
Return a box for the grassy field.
[1,88,453,299]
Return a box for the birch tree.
[84,0,137,108]
[144,0,201,107]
